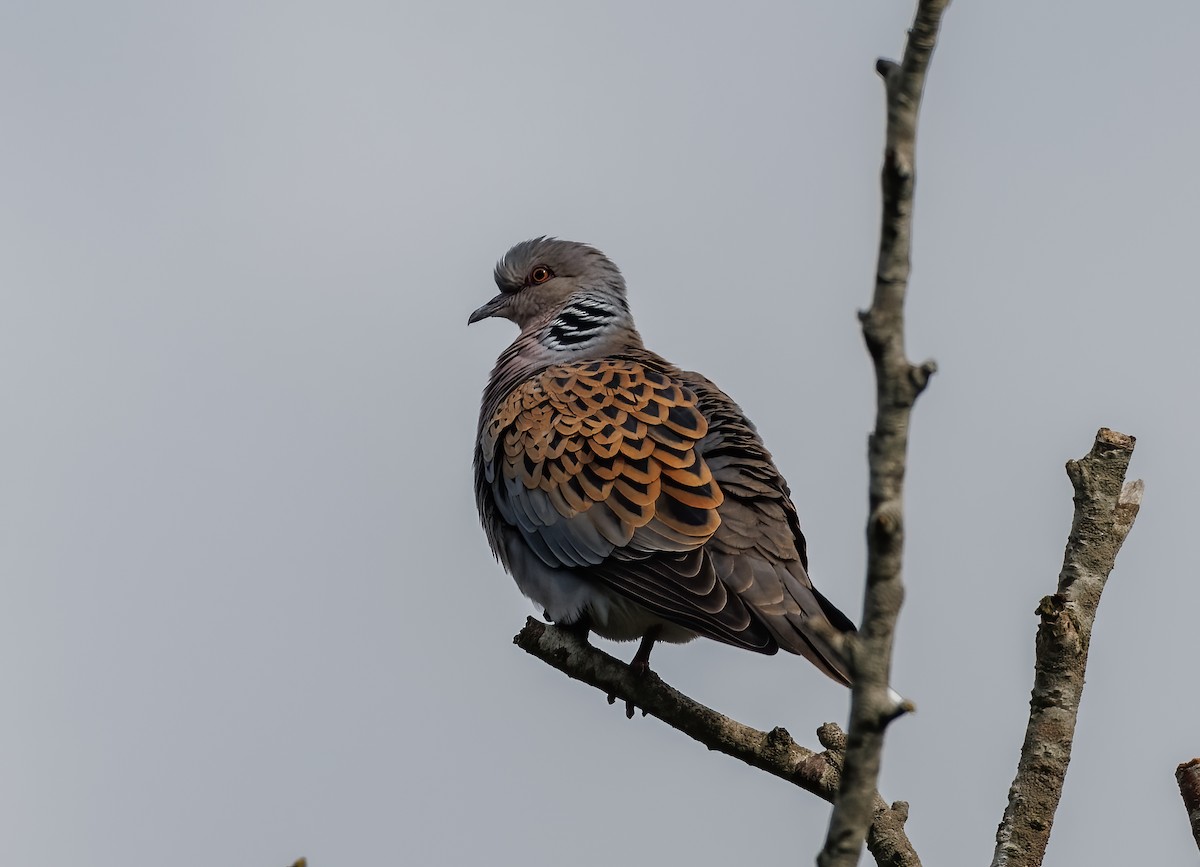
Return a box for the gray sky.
[3,1,1197,864]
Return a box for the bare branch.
[514,619,921,867]
[816,2,950,865]
[990,428,1142,867]
[1176,759,1200,852]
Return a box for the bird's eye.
[530,265,553,285]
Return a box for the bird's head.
[467,238,631,343]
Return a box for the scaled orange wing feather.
[482,360,723,558]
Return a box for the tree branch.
[1177,759,1200,851]
[816,2,949,865]
[514,619,921,867]
[990,428,1143,867]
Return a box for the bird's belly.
[585,591,699,645]
[505,537,697,645]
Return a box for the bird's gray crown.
[494,237,626,297]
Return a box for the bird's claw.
[606,692,638,718]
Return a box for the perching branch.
[816,2,949,866]
[514,619,921,867]
[990,428,1143,867]
[1176,759,1200,852]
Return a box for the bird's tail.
[809,587,914,714]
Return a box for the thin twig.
[990,429,1143,867]
[514,619,921,867]
[1176,759,1200,852]
[815,2,950,865]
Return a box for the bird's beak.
[467,292,508,325]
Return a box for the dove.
[470,237,860,693]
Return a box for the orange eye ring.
[530,265,553,285]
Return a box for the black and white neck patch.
[542,295,620,350]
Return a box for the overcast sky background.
[3,1,1198,865]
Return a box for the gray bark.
[815,2,950,866]
[990,429,1143,867]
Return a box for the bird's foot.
[629,629,658,674]
[605,692,646,719]
[613,630,661,718]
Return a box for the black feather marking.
[666,402,702,434]
[556,310,600,331]
[551,328,598,347]
[625,455,650,476]
[610,486,642,519]
[660,497,714,528]
[591,452,618,475]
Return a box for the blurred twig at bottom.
[1177,759,1200,852]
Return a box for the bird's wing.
[480,358,774,651]
[682,370,855,683]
